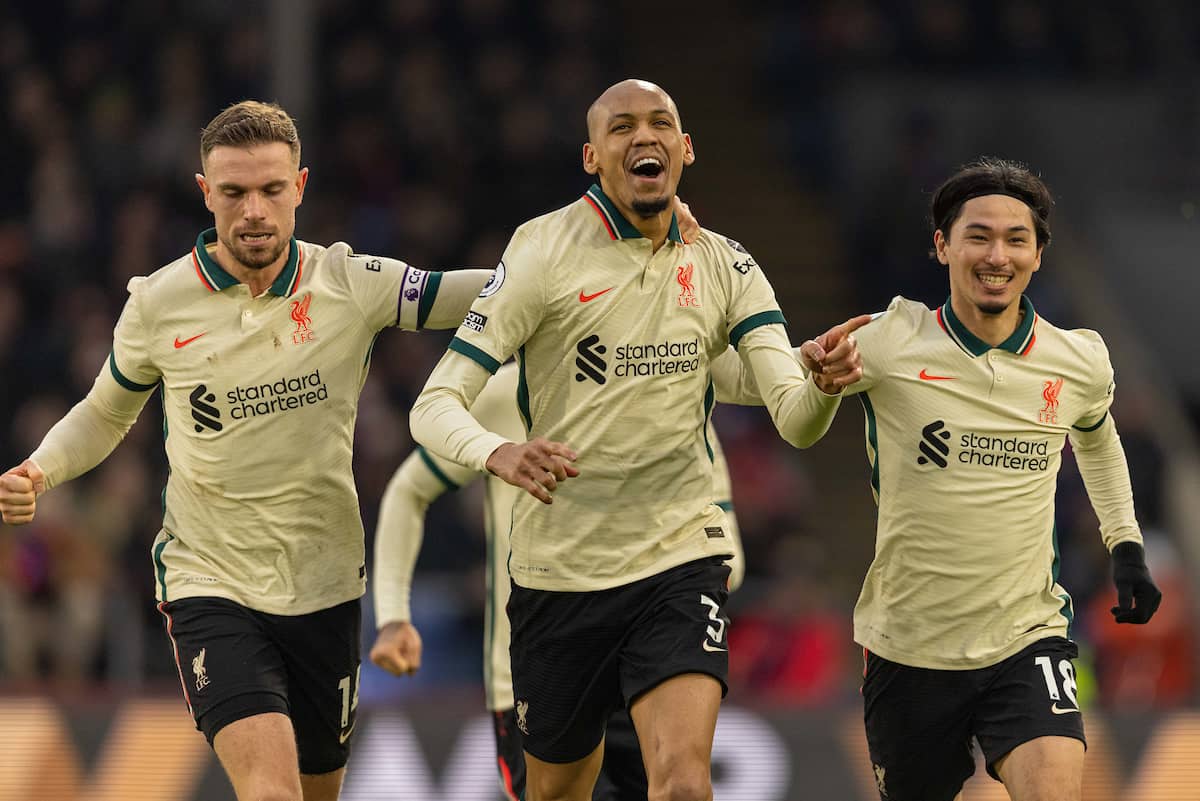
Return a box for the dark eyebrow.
[963,222,1032,234]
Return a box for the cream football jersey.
[845,295,1140,669]
[107,229,447,615]
[425,185,779,591]
[383,363,742,709]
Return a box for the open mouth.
[240,232,274,245]
[977,273,1011,288]
[630,157,664,179]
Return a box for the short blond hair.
[200,100,301,168]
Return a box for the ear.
[582,142,599,175]
[682,133,695,166]
[933,229,949,265]
[195,173,213,212]
[1031,243,1043,273]
[295,167,309,206]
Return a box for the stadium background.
[1,0,1198,798]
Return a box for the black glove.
[1110,541,1162,624]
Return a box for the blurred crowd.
[0,0,1193,713]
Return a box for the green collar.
[192,228,303,296]
[584,184,683,244]
[938,295,1037,356]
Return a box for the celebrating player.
[0,101,495,801]
[753,157,1160,801]
[410,78,865,801]
[370,361,745,800]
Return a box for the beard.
[975,297,1012,316]
[223,230,287,271]
[631,195,670,217]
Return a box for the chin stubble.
[631,196,670,217]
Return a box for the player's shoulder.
[128,247,206,300]
[860,295,929,337]
[300,239,354,277]
[1035,315,1111,367]
[522,197,589,239]
[498,196,607,274]
[690,228,761,277]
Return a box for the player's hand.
[370,621,423,676]
[673,196,700,244]
[0,460,46,526]
[485,438,579,504]
[1110,541,1162,624]
[799,314,873,395]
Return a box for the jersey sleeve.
[842,297,912,396]
[109,278,161,390]
[342,249,442,332]
[445,226,547,370]
[716,236,788,347]
[373,448,480,624]
[1071,330,1116,432]
[736,323,842,448]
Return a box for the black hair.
[930,157,1053,247]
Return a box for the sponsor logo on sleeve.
[463,310,487,333]
[730,256,757,275]
[479,261,506,298]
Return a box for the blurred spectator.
[727,536,849,705]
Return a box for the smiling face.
[582,80,694,219]
[195,142,308,274]
[935,194,1043,318]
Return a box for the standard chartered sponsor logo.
[613,337,701,378]
[916,420,1051,472]
[957,431,1049,471]
[226,368,329,420]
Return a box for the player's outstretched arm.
[0,460,46,525]
[734,316,869,448]
[421,268,495,330]
[7,358,157,520]
[797,314,872,395]
[1070,410,1162,624]
[485,438,579,505]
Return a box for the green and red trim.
[937,295,1037,357]
[583,184,683,244]
[192,228,304,296]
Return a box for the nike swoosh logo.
[579,287,615,303]
[174,333,208,349]
[1050,704,1080,715]
[338,723,356,743]
[702,640,728,653]
[918,369,956,381]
